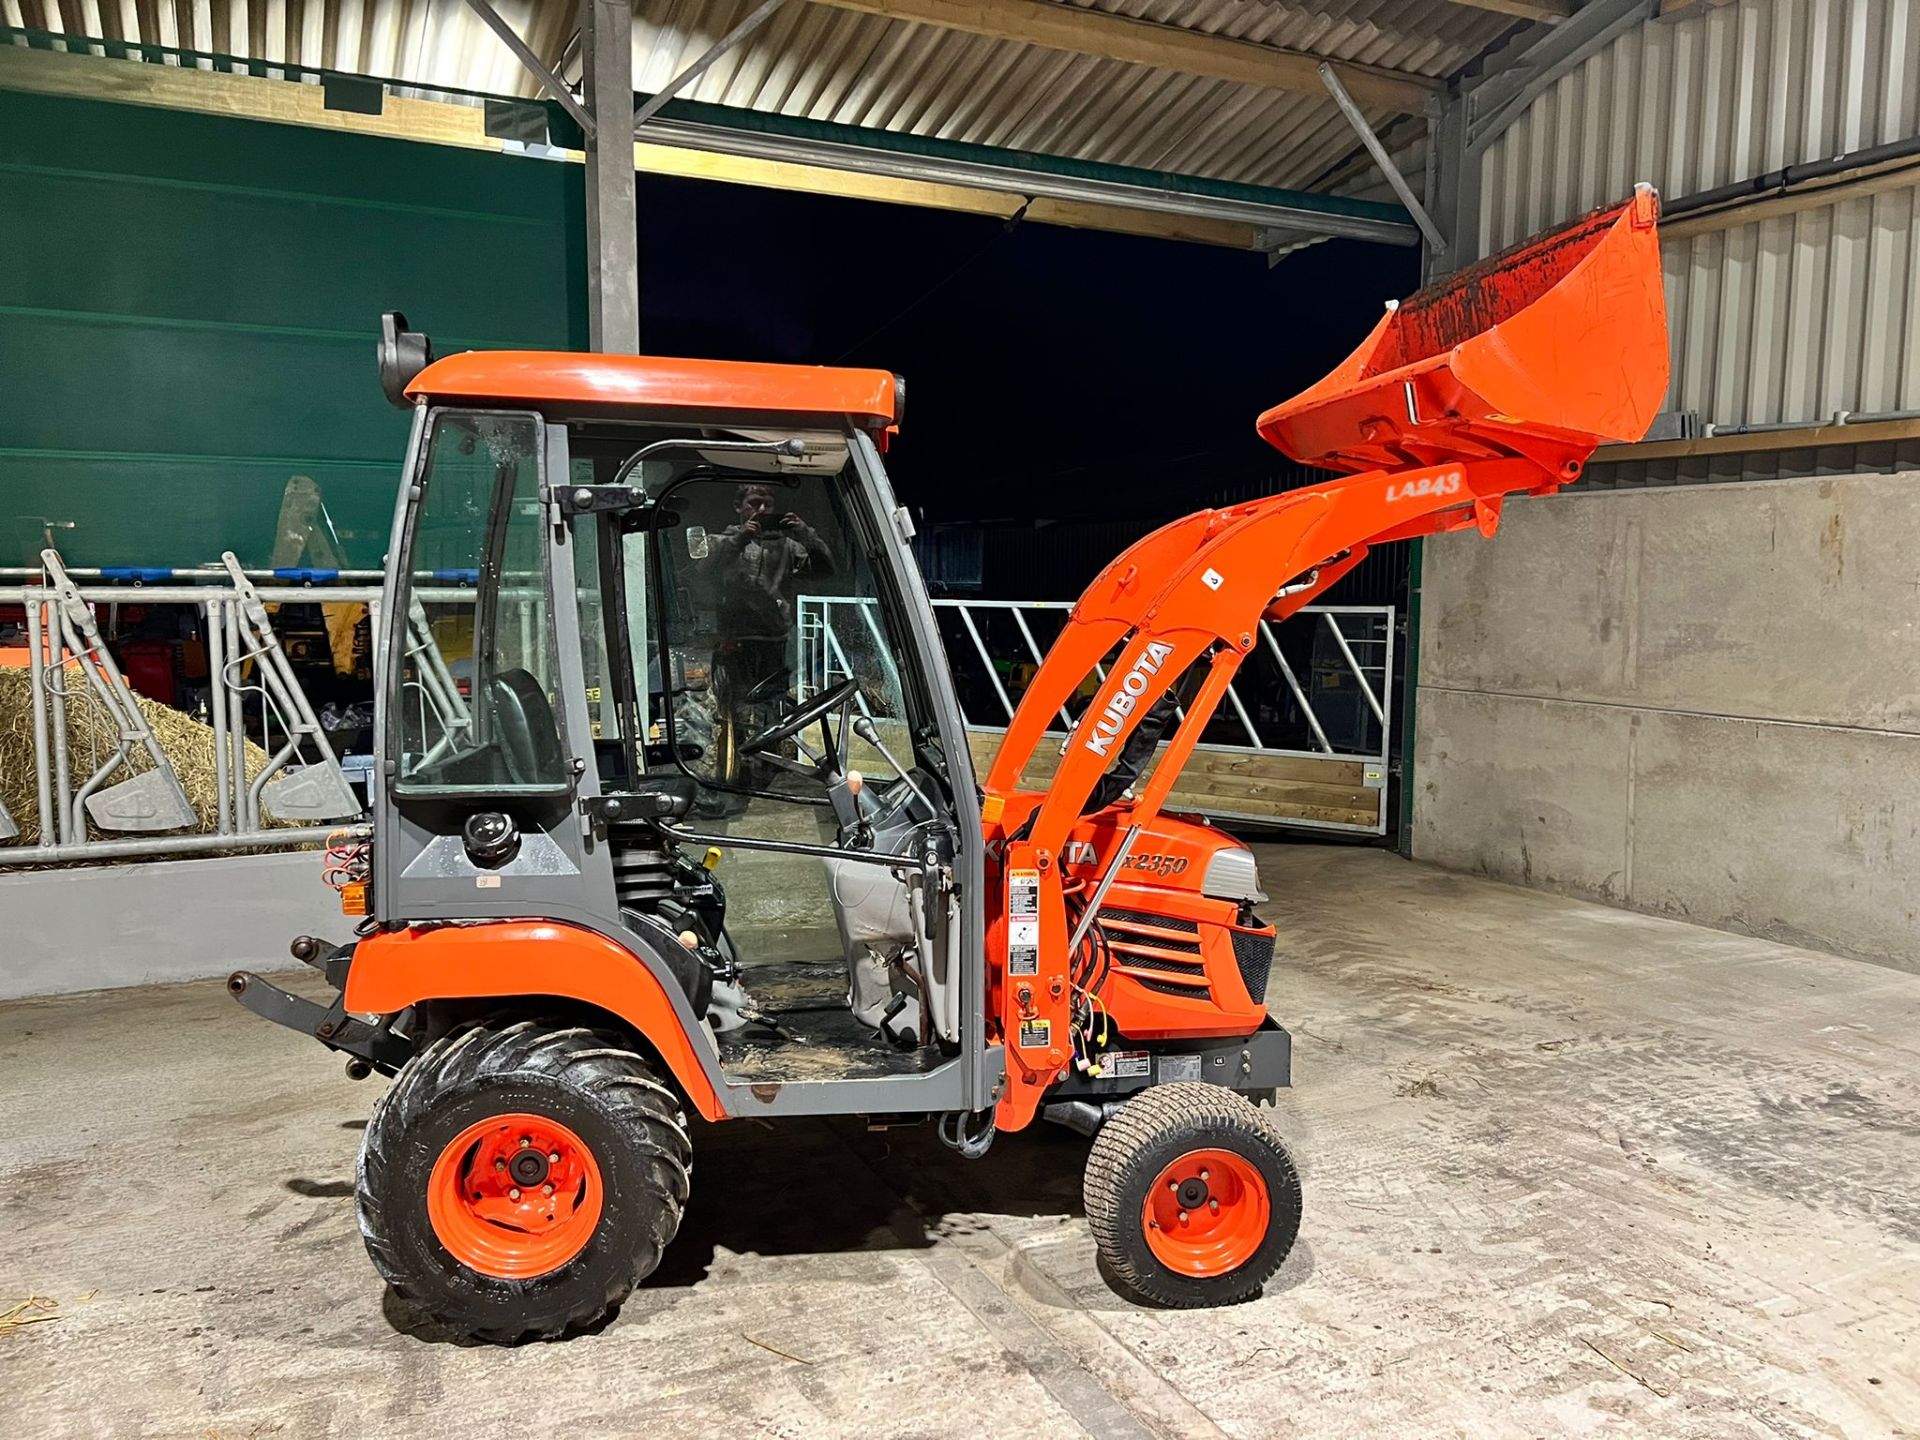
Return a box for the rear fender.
[344,921,727,1121]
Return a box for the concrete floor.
[4,845,1918,1438]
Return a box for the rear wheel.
[1084,1083,1301,1308]
[357,1017,691,1342]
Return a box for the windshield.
[389,410,568,794]
[643,460,923,806]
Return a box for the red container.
[119,641,176,706]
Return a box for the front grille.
[1114,950,1207,978]
[1101,907,1199,935]
[1136,975,1212,999]
[1231,927,1276,1001]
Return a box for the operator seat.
[490,668,564,785]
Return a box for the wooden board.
[964,730,1381,832]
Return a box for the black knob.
[463,811,520,866]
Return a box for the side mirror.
[376,311,433,409]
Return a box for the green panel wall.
[0,90,586,570]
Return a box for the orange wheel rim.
[1141,1148,1270,1278]
[426,1113,604,1280]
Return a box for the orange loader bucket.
[1258,184,1668,475]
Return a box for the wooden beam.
[0,43,1260,249]
[1448,0,1575,21]
[1592,416,1920,463]
[807,0,1443,115]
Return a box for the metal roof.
[3,0,1523,214]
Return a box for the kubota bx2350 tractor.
[232,187,1667,1340]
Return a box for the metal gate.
[797,596,1393,834]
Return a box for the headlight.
[1201,846,1267,903]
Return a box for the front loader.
[232,188,1668,1339]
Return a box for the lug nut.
[1200,1169,1210,1181]
[543,1184,555,1196]
[519,1136,532,1149]
[548,1152,561,1164]
[494,1159,506,1172]
[1177,1210,1189,1224]
[1209,1200,1220,1213]
[509,1188,521,1201]
[1168,1181,1179,1192]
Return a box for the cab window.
[390,410,567,795]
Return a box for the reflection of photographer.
[706,483,833,787]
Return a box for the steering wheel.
[739,677,860,773]
[741,668,792,707]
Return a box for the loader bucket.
[1258,184,1668,475]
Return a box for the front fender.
[344,922,726,1121]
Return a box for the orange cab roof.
[407,351,899,427]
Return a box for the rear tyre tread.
[358,1016,693,1343]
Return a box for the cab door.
[372,408,615,924]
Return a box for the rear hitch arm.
[227,970,415,1076]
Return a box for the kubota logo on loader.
[1085,641,1176,757]
[1385,470,1463,503]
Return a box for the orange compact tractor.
[232,188,1667,1339]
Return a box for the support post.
[1423,87,1479,279]
[581,0,639,353]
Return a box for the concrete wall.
[2,851,344,1000]
[1413,470,1920,971]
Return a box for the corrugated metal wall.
[1477,0,1919,430]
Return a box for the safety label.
[1018,1018,1051,1050]
[1103,1050,1151,1079]
[1008,868,1040,976]
[1157,1053,1202,1083]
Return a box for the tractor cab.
[369,339,990,1114]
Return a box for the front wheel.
[1084,1083,1302,1308]
[357,1018,692,1342]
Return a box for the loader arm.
[984,187,1668,1127]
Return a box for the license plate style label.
[1158,1053,1202,1083]
[1103,1050,1150,1079]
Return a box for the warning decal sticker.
[1008,868,1040,976]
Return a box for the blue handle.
[100,566,173,582]
[272,566,340,582]
[432,568,481,585]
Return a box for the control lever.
[850,717,935,818]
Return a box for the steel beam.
[1466,0,1656,153]
[458,0,593,138]
[637,110,1421,246]
[581,0,639,352]
[633,0,791,133]
[1423,87,1480,275]
[1317,62,1446,255]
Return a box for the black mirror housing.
[376,311,433,409]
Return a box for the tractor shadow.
[646,1113,1092,1290]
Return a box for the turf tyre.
[1084,1082,1301,1307]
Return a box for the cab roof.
[406,351,899,429]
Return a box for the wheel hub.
[509,1147,551,1187]
[426,1114,603,1279]
[1141,1147,1271,1278]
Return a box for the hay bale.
[0,666,295,848]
